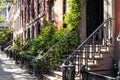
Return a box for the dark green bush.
[0,28,12,46]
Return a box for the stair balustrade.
[2,18,114,80]
[62,18,113,80]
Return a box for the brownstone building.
[8,0,120,79]
[9,0,67,39]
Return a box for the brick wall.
[9,0,65,40]
[115,0,120,63]
[46,0,64,29]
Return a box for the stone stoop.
[42,44,113,80]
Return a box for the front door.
[86,0,103,37]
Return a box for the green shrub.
[14,0,81,69]
[64,0,81,29]
[0,28,12,46]
[43,0,81,70]
[19,22,55,56]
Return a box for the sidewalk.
[0,50,37,80]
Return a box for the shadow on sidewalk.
[0,54,16,80]
[0,51,33,80]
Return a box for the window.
[32,0,35,19]
[38,23,41,34]
[63,0,67,28]
[63,0,67,14]
[35,22,41,37]
[24,30,26,39]
[37,0,41,15]
[32,26,34,38]
[49,1,54,21]
[21,11,23,26]
[27,2,30,22]
[27,28,30,38]
[24,7,26,23]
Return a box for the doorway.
[86,0,103,37]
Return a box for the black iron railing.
[3,26,75,78]
[1,40,13,51]
[2,18,116,80]
[62,18,113,80]
[82,71,115,80]
[35,27,76,75]
[116,59,120,80]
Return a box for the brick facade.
[9,0,66,40]
[8,0,22,38]
[115,0,120,62]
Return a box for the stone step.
[43,71,81,80]
[42,44,113,80]
[75,61,99,67]
[50,70,62,79]
[42,74,57,80]
[77,48,109,53]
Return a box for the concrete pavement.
[0,50,37,80]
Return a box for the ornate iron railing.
[62,18,113,80]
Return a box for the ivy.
[64,0,81,29]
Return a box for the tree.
[0,0,13,22]
[0,28,13,46]
[0,0,13,46]
[0,0,13,10]
[0,16,5,22]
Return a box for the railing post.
[62,65,75,80]
[15,51,19,64]
[1,46,3,51]
[116,59,120,80]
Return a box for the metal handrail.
[38,27,74,59]
[1,40,13,51]
[24,27,74,60]
[24,24,75,59]
[63,18,112,64]
[62,18,113,79]
[85,71,115,80]
[15,26,75,76]
[20,27,74,65]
